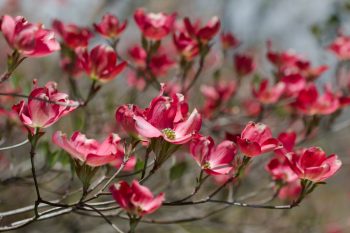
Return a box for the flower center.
[162,128,176,140]
[202,162,211,169]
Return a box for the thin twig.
[0,139,28,151]
[82,204,124,233]
[0,207,72,231]
[184,53,206,94]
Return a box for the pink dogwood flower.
[292,84,340,115]
[173,32,199,61]
[134,8,176,40]
[110,180,164,216]
[234,122,281,157]
[284,147,342,182]
[76,44,126,82]
[0,15,60,57]
[52,131,125,167]
[183,16,220,42]
[328,33,350,60]
[94,13,127,39]
[220,32,239,50]
[133,86,201,144]
[280,74,306,97]
[234,53,256,76]
[190,135,237,175]
[267,44,328,80]
[12,82,77,130]
[52,19,92,48]
[116,85,201,144]
[128,45,147,68]
[252,79,285,104]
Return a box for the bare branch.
[0,139,28,151]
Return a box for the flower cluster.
[0,8,347,233]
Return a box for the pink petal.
[86,153,119,167]
[174,108,202,137]
[134,115,162,138]
[261,138,281,153]
[236,138,262,157]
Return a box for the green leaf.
[169,161,188,180]
[135,157,145,171]
[47,151,59,168]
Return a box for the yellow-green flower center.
[202,162,211,169]
[162,128,176,140]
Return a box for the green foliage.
[169,161,188,180]
[135,157,145,171]
[39,141,70,168]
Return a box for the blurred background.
[0,0,350,232]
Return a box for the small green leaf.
[169,161,187,180]
[135,157,145,171]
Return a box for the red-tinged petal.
[119,20,128,33]
[134,115,162,138]
[110,181,132,210]
[173,94,189,123]
[300,147,327,168]
[53,20,92,49]
[278,180,302,201]
[109,61,127,77]
[131,180,154,201]
[145,95,176,130]
[134,9,175,40]
[236,138,262,157]
[318,154,342,181]
[52,131,86,162]
[110,155,136,171]
[134,8,146,28]
[85,153,119,167]
[261,138,281,153]
[281,74,306,96]
[234,53,256,76]
[124,156,136,171]
[163,132,193,145]
[140,192,165,215]
[241,121,272,145]
[190,135,214,165]
[197,16,220,41]
[173,108,202,137]
[277,131,296,152]
[1,15,16,45]
[183,17,195,37]
[209,140,236,166]
[225,132,240,142]
[12,101,33,126]
[266,156,298,182]
[23,30,60,57]
[95,133,122,155]
[328,34,350,60]
[115,104,141,134]
[339,96,350,107]
[94,13,127,39]
[283,152,303,176]
[295,84,318,111]
[201,85,219,100]
[303,165,330,182]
